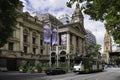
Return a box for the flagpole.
[49,23,52,68]
[56,26,59,68]
[49,43,51,68]
[43,21,52,68]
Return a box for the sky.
[20,0,106,52]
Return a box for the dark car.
[45,68,66,75]
[0,67,8,72]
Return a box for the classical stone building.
[0,2,44,71]
[39,3,86,68]
[102,31,112,63]
[0,2,86,70]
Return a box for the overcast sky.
[20,0,106,52]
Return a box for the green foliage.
[67,0,83,8]
[0,0,19,47]
[93,44,101,52]
[27,65,34,73]
[59,62,67,71]
[18,60,27,73]
[67,0,120,44]
[34,61,42,73]
[83,59,90,73]
[18,60,42,73]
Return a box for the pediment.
[72,22,86,35]
[59,22,86,36]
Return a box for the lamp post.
[67,53,70,72]
[56,46,59,67]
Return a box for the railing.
[58,45,66,50]
[51,45,75,52]
[0,50,21,58]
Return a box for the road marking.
[53,79,64,80]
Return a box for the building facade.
[0,2,86,70]
[85,29,96,54]
[103,31,112,63]
[39,3,86,68]
[85,29,96,45]
[0,2,44,70]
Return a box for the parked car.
[0,67,8,72]
[45,68,66,75]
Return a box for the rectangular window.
[8,42,14,50]
[32,37,36,44]
[59,33,61,45]
[76,36,78,47]
[24,35,27,42]
[70,34,72,45]
[41,49,43,55]
[40,39,43,46]
[33,48,36,54]
[24,46,27,53]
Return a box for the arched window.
[23,29,29,43]
[32,32,37,44]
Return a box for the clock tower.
[71,3,83,25]
[103,31,112,63]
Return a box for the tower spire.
[71,2,83,23]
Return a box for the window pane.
[24,46,27,53]
[33,48,36,54]
[8,42,13,50]
[33,37,36,44]
[24,35,27,42]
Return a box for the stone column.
[37,33,40,54]
[67,33,70,54]
[29,30,33,54]
[20,26,23,52]
[66,32,70,71]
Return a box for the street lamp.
[67,52,71,72]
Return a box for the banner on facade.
[52,27,58,46]
[43,23,51,44]
[61,34,67,44]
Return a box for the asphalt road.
[0,72,46,80]
[0,68,120,80]
[43,68,120,80]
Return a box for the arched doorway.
[60,51,66,62]
[51,52,56,64]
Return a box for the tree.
[93,44,101,52]
[0,0,19,48]
[67,0,120,44]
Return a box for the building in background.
[102,31,112,63]
[85,29,96,45]
[85,29,96,54]
[58,14,71,24]
[109,39,120,66]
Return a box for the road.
[42,68,120,80]
[0,68,120,80]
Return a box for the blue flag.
[43,23,51,44]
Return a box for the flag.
[61,34,67,44]
[43,23,51,44]
[52,27,58,46]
